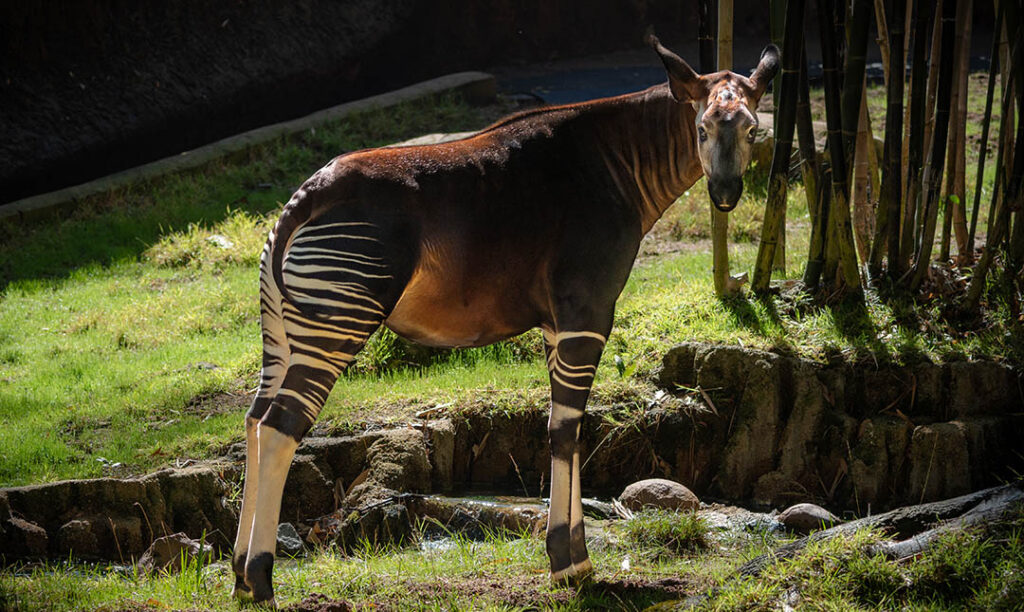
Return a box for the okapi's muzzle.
[708,176,744,212]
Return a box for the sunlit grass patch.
[702,515,1024,612]
[145,207,276,269]
[621,510,712,557]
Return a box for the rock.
[850,416,912,507]
[138,532,212,573]
[425,419,455,494]
[581,498,618,520]
[107,515,145,554]
[297,432,384,489]
[58,519,99,556]
[778,503,840,533]
[407,496,547,539]
[330,503,414,551]
[276,522,304,557]
[281,454,334,524]
[1,516,49,557]
[619,479,700,512]
[363,429,431,496]
[908,422,971,503]
[718,354,783,499]
[657,344,698,388]
[948,361,1016,417]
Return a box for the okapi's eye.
[698,126,708,142]
[746,128,756,143]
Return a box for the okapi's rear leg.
[543,326,609,584]
[232,204,407,605]
[236,302,384,605]
[232,239,292,600]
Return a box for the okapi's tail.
[268,184,323,318]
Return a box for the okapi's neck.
[591,84,704,234]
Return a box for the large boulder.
[777,503,840,534]
[619,479,700,512]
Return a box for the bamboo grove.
[705,0,1024,316]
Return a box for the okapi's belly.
[384,266,539,349]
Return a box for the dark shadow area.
[578,577,697,609]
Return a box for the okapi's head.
[650,36,780,212]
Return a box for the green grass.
[704,511,1024,611]
[4,508,1020,610]
[0,513,767,611]
[621,510,711,557]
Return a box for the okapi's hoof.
[231,579,253,602]
[550,558,594,588]
[244,552,276,607]
[232,556,254,601]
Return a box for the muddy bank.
[2,342,1021,562]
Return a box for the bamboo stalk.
[874,0,890,88]
[939,0,972,263]
[900,0,915,190]
[950,0,972,261]
[800,43,826,287]
[967,3,1003,256]
[870,0,906,278]
[840,0,873,179]
[753,0,805,292]
[712,0,739,296]
[853,87,873,266]
[962,36,1021,312]
[770,0,787,274]
[817,0,862,291]
[900,0,933,270]
[909,0,957,291]
[1003,3,1024,277]
[921,0,943,178]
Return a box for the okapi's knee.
[246,395,273,425]
[547,411,581,457]
[259,401,315,443]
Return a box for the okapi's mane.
[337,83,672,173]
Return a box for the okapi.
[233,38,779,604]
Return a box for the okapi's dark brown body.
[277,86,702,348]
[234,39,778,605]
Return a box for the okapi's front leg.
[543,327,607,585]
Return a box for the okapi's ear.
[748,44,781,99]
[647,33,705,103]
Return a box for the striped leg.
[544,328,606,585]
[234,215,400,605]
[233,240,289,600]
[242,305,382,605]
